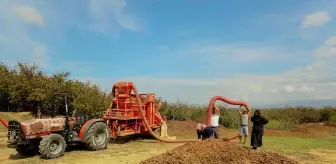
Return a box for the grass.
[260,136,336,164]
[262,136,336,154]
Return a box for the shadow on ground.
[8,154,32,160]
[6,133,160,161]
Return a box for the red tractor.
[6,81,168,159]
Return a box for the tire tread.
[39,134,67,159]
[83,122,110,151]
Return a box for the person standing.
[209,103,220,139]
[250,110,269,150]
[238,106,249,144]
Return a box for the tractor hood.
[20,117,66,136]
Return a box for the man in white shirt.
[210,104,220,139]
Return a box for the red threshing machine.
[102,81,168,138]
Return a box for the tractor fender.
[78,119,106,140]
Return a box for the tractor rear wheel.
[39,134,67,159]
[83,122,110,151]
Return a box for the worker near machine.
[237,106,249,144]
[196,121,206,140]
[250,110,269,150]
[210,103,220,139]
[196,122,215,140]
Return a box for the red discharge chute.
[206,96,251,141]
[206,96,250,126]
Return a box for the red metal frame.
[102,82,165,138]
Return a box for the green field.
[1,112,336,164]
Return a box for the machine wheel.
[39,134,67,159]
[83,122,110,151]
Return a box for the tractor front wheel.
[83,122,110,151]
[39,134,67,159]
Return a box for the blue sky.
[1,0,336,107]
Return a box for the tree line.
[0,62,111,117]
[161,100,336,129]
[1,62,335,130]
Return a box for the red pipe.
[0,117,8,128]
[129,82,198,143]
[206,96,250,126]
[207,96,251,141]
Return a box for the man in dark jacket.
[250,110,269,149]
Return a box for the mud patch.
[140,139,298,164]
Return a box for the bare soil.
[166,120,336,138]
[140,139,298,164]
[264,123,336,138]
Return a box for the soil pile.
[167,120,197,134]
[140,139,298,164]
[292,123,336,137]
[326,122,336,128]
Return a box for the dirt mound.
[326,122,336,128]
[167,120,198,134]
[140,139,298,164]
[261,122,336,138]
[292,123,336,137]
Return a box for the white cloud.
[170,43,300,68]
[314,35,336,58]
[325,36,336,46]
[79,36,336,107]
[0,0,48,67]
[301,11,331,28]
[284,84,315,93]
[0,0,142,69]
[87,0,141,34]
[12,5,44,26]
